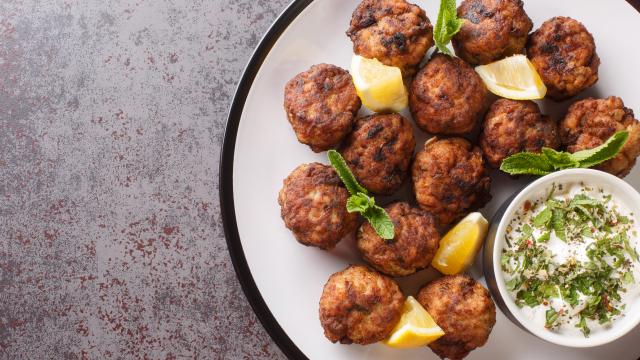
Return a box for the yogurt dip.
[501,181,640,337]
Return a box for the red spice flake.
[523,200,532,212]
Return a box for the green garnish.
[545,308,559,329]
[327,149,368,195]
[500,131,629,176]
[327,150,395,240]
[577,315,590,337]
[502,186,639,337]
[433,0,464,56]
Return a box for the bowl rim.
[491,168,640,348]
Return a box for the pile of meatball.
[277,0,640,359]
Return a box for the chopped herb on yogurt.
[502,183,640,337]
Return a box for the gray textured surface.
[0,0,289,358]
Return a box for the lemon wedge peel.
[431,212,489,275]
[350,55,408,113]
[475,54,547,100]
[383,296,445,349]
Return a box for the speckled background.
[0,0,289,358]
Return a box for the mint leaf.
[545,308,559,329]
[552,209,566,241]
[500,152,554,175]
[569,194,600,207]
[500,132,629,176]
[327,150,368,195]
[347,193,395,240]
[533,207,552,227]
[327,150,394,240]
[576,315,590,337]
[434,0,464,55]
[537,231,551,243]
[541,148,579,169]
[571,131,629,168]
[623,236,639,262]
[623,271,635,285]
[346,193,371,213]
[505,277,521,292]
[366,205,395,240]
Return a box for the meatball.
[412,137,491,226]
[560,97,640,178]
[283,64,361,152]
[278,163,358,249]
[417,275,496,360]
[319,265,404,344]
[526,17,600,101]
[346,0,434,76]
[480,99,560,168]
[452,0,533,65]
[341,114,416,195]
[409,54,489,135]
[357,202,440,277]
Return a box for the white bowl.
[483,169,640,348]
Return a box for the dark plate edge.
[219,0,313,359]
[219,1,640,359]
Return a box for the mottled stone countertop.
[1,0,289,358]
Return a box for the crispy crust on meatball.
[526,17,599,101]
[346,0,434,76]
[319,265,404,344]
[452,0,533,65]
[357,202,440,277]
[341,114,416,195]
[417,275,496,360]
[278,163,359,249]
[480,99,560,168]
[283,64,361,152]
[409,54,489,135]
[560,97,640,178]
[412,137,492,226]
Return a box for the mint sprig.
[328,150,395,240]
[500,131,629,176]
[327,150,368,195]
[434,0,464,56]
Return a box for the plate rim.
[219,1,640,359]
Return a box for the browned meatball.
[412,138,491,226]
[409,54,489,135]
[417,275,496,360]
[526,17,599,101]
[560,97,640,178]
[357,202,440,277]
[319,265,404,344]
[283,64,361,152]
[452,0,533,65]
[480,99,560,168]
[346,0,434,76]
[278,163,358,249]
[341,114,415,195]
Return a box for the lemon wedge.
[383,296,445,349]
[475,54,547,100]
[350,54,408,112]
[431,212,489,275]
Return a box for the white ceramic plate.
[220,1,640,359]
